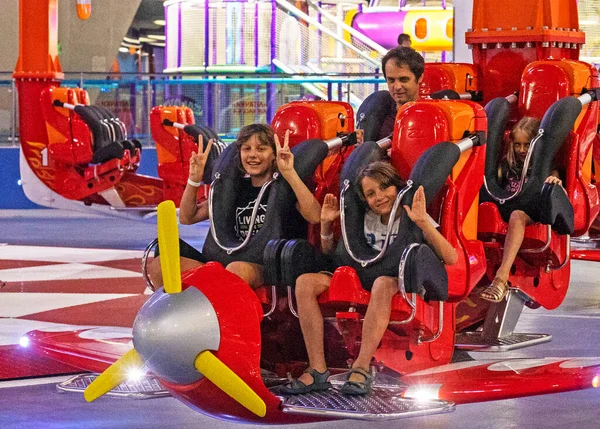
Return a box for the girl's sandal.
[480,277,509,303]
[279,368,332,395]
[340,367,373,395]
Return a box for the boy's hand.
[189,136,213,182]
[321,193,340,223]
[275,130,294,177]
[404,185,428,226]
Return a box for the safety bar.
[546,234,571,272]
[579,88,600,105]
[483,128,544,204]
[417,301,444,345]
[389,243,419,325]
[208,172,276,254]
[340,179,414,267]
[505,92,519,104]
[377,134,392,151]
[141,238,159,291]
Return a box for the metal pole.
[204,0,209,68]
[10,79,16,145]
[266,0,276,123]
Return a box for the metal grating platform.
[282,388,455,421]
[455,332,552,352]
[56,373,171,399]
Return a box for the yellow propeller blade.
[194,350,266,418]
[157,200,182,294]
[84,349,144,402]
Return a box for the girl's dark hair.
[355,161,405,201]
[506,116,541,170]
[234,123,277,174]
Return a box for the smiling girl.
[148,123,320,289]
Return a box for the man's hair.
[355,161,405,201]
[381,47,425,81]
[397,33,411,46]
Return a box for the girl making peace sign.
[148,124,321,289]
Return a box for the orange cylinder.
[76,0,91,20]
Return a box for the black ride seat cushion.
[73,105,125,164]
[356,91,397,142]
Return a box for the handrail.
[275,0,381,68]
[141,238,159,291]
[340,179,413,267]
[417,301,444,344]
[388,243,420,325]
[208,172,277,254]
[546,234,571,272]
[263,286,278,318]
[306,0,388,56]
[519,224,552,254]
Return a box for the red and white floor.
[0,244,149,381]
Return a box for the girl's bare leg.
[294,273,331,385]
[148,256,203,287]
[482,210,532,300]
[225,261,265,289]
[348,276,397,382]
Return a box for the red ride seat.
[39,87,140,201]
[478,59,599,310]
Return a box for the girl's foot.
[480,277,509,303]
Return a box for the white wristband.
[187,178,202,187]
[320,233,334,241]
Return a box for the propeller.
[157,200,182,294]
[84,201,267,418]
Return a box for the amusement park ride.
[14,0,600,423]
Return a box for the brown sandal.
[480,277,508,303]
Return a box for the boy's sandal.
[279,368,332,395]
[480,277,509,303]
[340,367,373,396]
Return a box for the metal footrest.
[327,370,406,391]
[281,388,455,421]
[56,373,171,399]
[455,331,552,352]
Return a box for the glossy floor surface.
[1,210,600,429]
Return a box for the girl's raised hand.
[321,193,340,223]
[275,130,294,176]
[404,185,428,226]
[189,135,214,182]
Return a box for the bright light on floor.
[127,367,145,382]
[19,336,29,347]
[403,384,441,403]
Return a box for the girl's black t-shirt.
[234,179,270,241]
